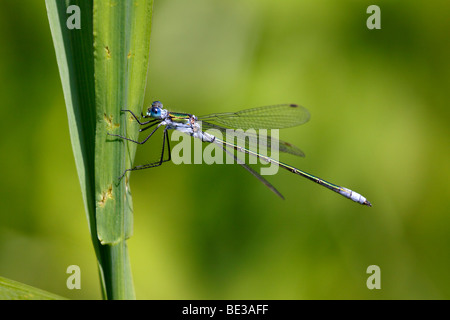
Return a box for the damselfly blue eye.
[147,101,163,118]
[150,106,161,118]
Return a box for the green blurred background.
[0,0,449,299]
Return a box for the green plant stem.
[46,0,153,299]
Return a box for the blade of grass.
[94,0,153,244]
[0,276,66,300]
[93,0,153,299]
[45,0,100,286]
[46,0,154,299]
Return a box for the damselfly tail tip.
[339,187,372,207]
[363,199,372,207]
[289,103,298,108]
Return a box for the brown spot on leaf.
[104,113,120,130]
[105,46,111,59]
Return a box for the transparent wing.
[218,142,284,199]
[198,104,310,130]
[201,121,305,157]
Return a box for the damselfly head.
[147,101,163,119]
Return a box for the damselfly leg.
[107,110,171,179]
[118,127,171,179]
[107,110,161,145]
[122,109,158,126]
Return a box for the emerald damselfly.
[108,101,371,206]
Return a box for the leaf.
[46,0,154,299]
[93,0,154,244]
[45,0,98,260]
[0,276,66,300]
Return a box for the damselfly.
[108,101,372,206]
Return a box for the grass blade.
[0,276,66,300]
[46,0,153,299]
